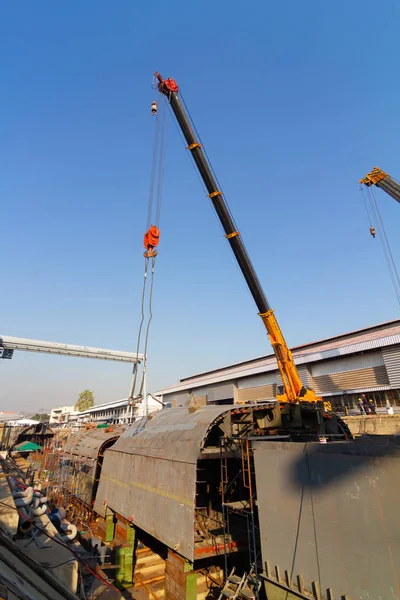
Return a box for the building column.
[115,524,135,588]
[165,550,197,600]
[105,513,115,543]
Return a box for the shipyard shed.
[157,319,400,410]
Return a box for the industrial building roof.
[78,398,129,415]
[0,412,21,422]
[157,319,400,395]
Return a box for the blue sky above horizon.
[1,0,399,412]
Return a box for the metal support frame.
[0,335,143,363]
[219,435,261,599]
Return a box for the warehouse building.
[157,320,400,410]
[77,395,163,424]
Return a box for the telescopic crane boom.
[155,72,319,406]
[360,167,400,204]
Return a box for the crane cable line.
[177,90,273,308]
[129,96,168,404]
[360,186,400,307]
[180,91,239,232]
[360,185,374,228]
[369,186,400,305]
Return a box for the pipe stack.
[11,482,48,532]
[11,480,78,542]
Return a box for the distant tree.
[32,413,50,422]
[75,390,94,412]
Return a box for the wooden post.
[105,514,115,542]
[312,581,321,600]
[297,575,305,594]
[275,565,281,582]
[265,560,271,578]
[285,570,291,588]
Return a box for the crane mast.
[360,167,400,203]
[155,72,319,405]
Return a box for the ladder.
[218,567,261,600]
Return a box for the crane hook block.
[370,226,376,238]
[151,101,158,115]
[144,225,160,257]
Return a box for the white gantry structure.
[0,335,143,363]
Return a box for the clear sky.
[1,0,399,413]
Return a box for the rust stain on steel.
[94,406,233,561]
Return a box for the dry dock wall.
[342,414,400,436]
[253,438,400,600]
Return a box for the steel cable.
[130,90,169,403]
[368,187,400,306]
[139,255,156,399]
[129,256,149,401]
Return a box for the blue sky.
[1,1,399,412]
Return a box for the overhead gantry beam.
[0,335,143,363]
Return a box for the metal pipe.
[18,509,32,534]
[54,507,67,521]
[30,503,47,517]
[14,487,33,507]
[61,522,77,542]
[13,486,33,499]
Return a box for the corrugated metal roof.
[157,322,400,396]
[0,413,20,422]
[79,398,129,415]
[311,350,384,377]
[382,346,400,387]
[320,385,392,397]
